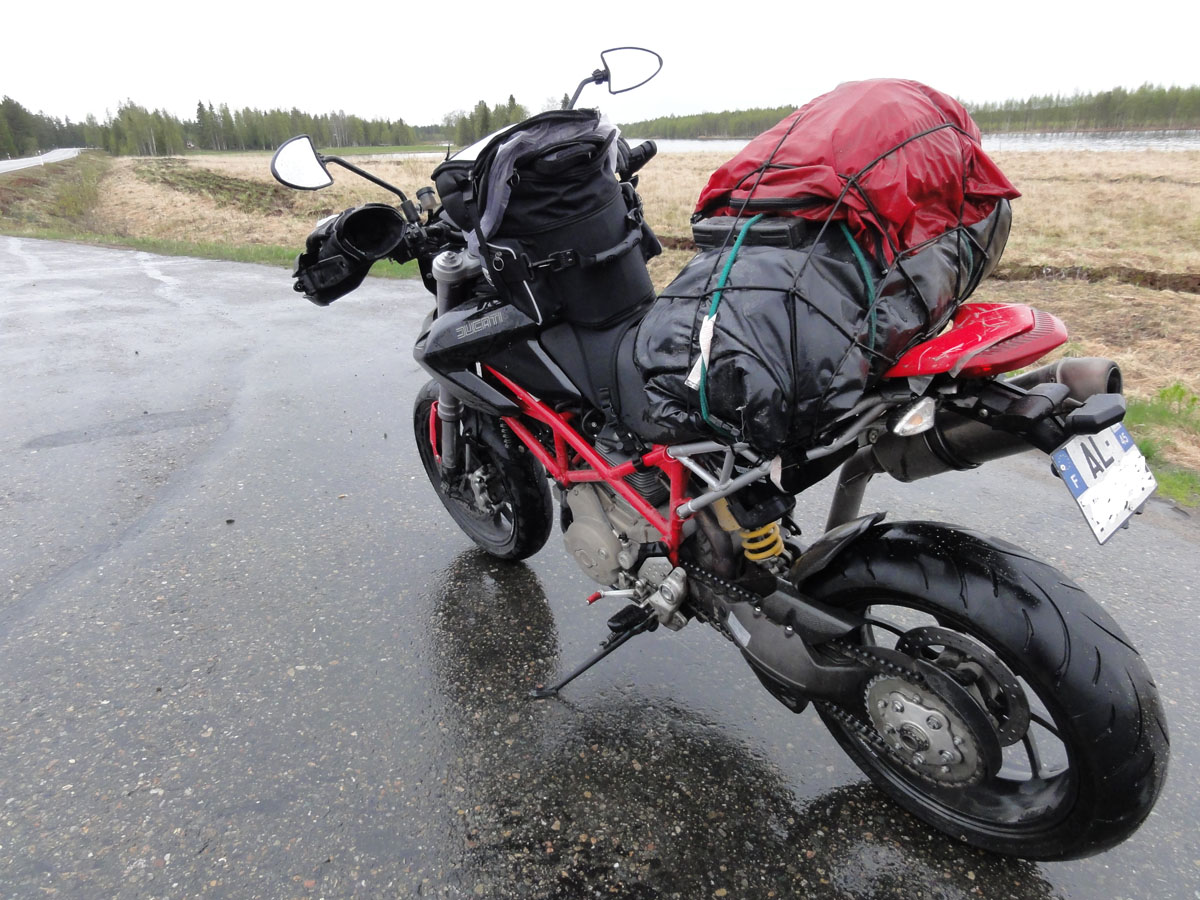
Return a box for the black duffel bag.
[433,110,658,327]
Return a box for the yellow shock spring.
[739,521,785,561]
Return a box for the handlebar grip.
[619,140,657,182]
[631,140,657,170]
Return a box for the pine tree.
[0,111,16,158]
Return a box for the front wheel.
[800,521,1168,860]
[413,380,552,561]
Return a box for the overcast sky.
[4,0,1196,126]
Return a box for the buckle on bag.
[528,249,579,276]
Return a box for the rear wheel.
[801,522,1168,860]
[413,380,552,561]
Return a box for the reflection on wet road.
[1,239,1197,898]
[418,551,1062,898]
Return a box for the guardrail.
[0,148,83,175]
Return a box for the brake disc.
[896,626,1030,747]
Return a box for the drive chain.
[677,559,764,640]
[678,559,765,605]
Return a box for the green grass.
[1125,382,1200,505]
[1126,382,1200,434]
[0,225,419,279]
[1151,465,1200,506]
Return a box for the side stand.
[530,607,657,700]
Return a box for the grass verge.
[0,225,418,278]
[1125,383,1200,505]
[0,152,111,232]
[0,155,418,279]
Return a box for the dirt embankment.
[992,265,1200,294]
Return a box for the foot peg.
[608,603,654,633]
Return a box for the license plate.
[1052,424,1156,544]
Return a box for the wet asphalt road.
[1,236,1197,899]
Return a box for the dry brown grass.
[93,149,1200,274]
[93,154,444,247]
[635,151,730,240]
[965,279,1200,470]
[975,279,1200,392]
[994,151,1200,274]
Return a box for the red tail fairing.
[886,303,1069,378]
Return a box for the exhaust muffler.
[1006,356,1122,400]
[872,357,1122,483]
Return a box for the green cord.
[699,213,765,430]
[838,222,877,353]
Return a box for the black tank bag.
[433,110,657,327]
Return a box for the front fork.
[436,387,464,476]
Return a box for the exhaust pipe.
[872,357,1123,483]
[1007,357,1122,400]
[872,411,1033,482]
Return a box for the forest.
[0,95,535,158]
[1,84,1198,158]
[618,85,1200,139]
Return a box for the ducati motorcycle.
[270,48,1168,860]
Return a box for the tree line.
[616,85,1200,139]
[4,83,1199,159]
[0,96,429,158]
[0,95,538,158]
[617,106,798,140]
[964,84,1200,133]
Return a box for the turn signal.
[890,397,937,437]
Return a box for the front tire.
[413,380,552,561]
[801,521,1168,860]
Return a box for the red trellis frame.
[481,366,693,561]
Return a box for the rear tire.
[801,521,1168,860]
[413,380,552,561]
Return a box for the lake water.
[367,131,1200,162]
[628,131,1200,154]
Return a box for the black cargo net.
[683,120,1001,447]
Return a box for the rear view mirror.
[601,47,663,95]
[271,135,334,190]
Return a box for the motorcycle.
[269,48,1168,861]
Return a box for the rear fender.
[790,512,885,587]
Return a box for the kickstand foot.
[530,607,656,700]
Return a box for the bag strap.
[498,227,644,284]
